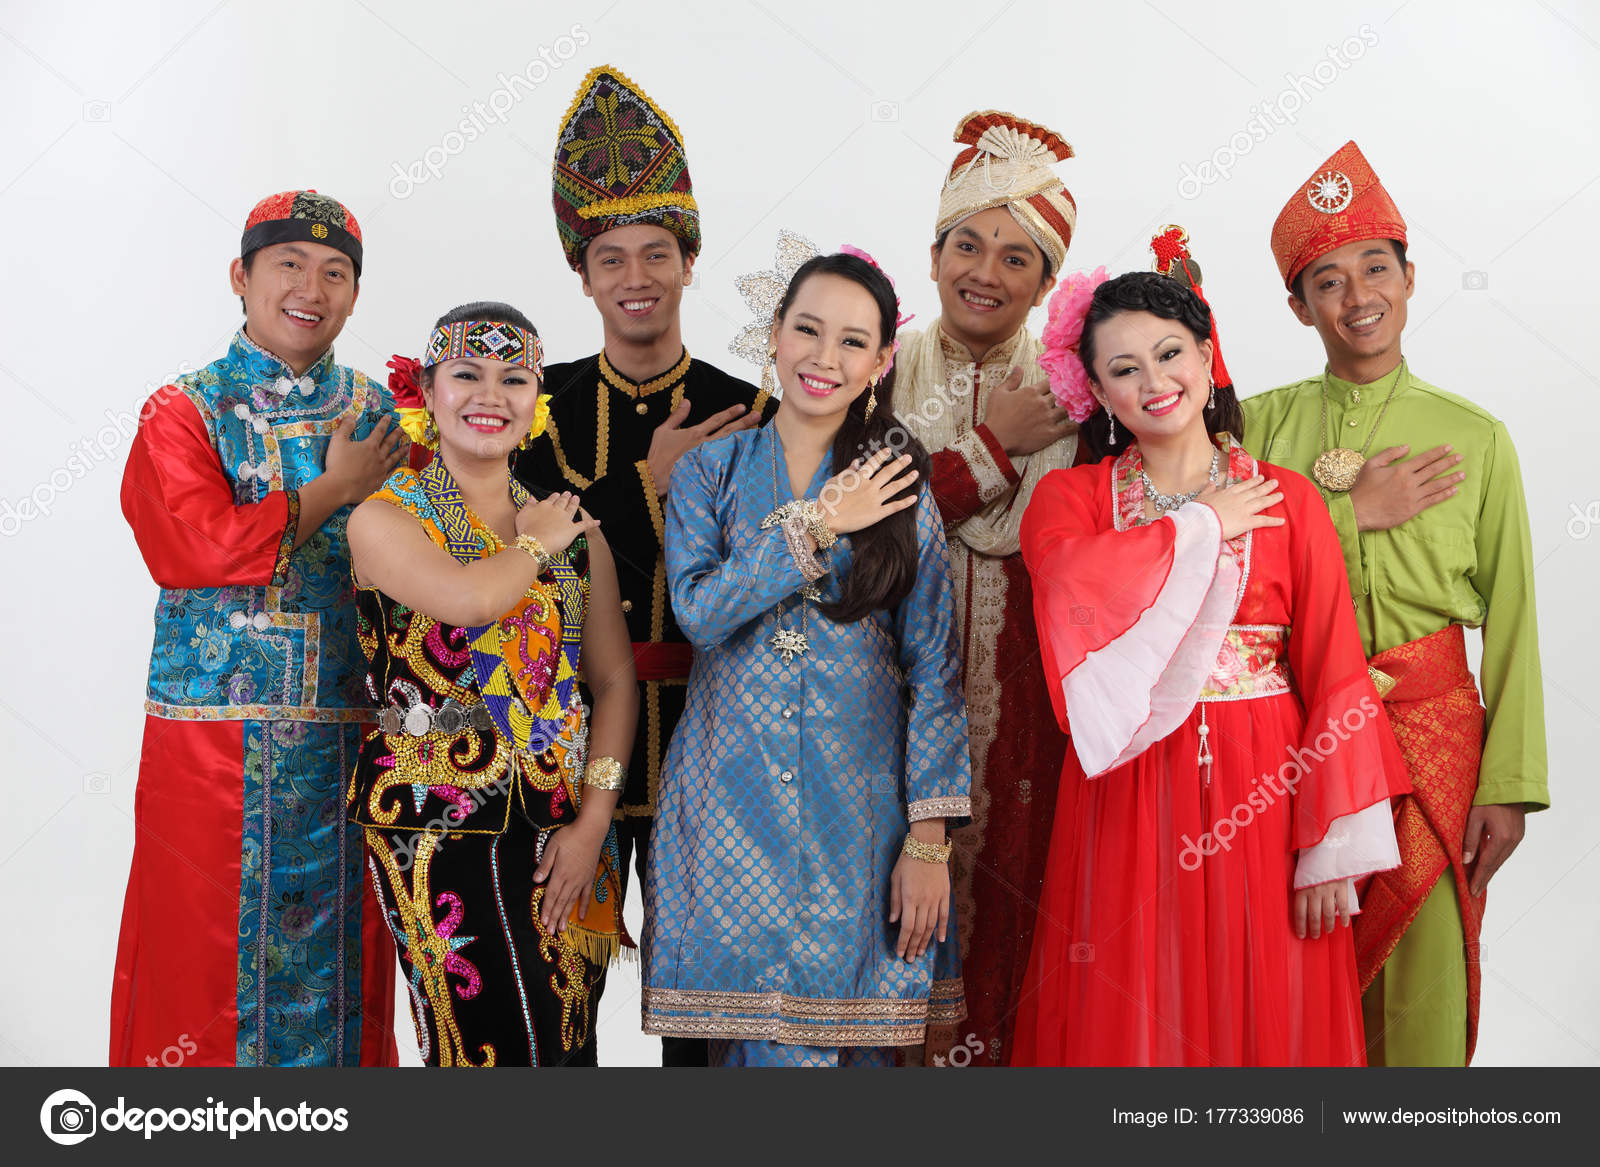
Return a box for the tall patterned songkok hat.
[935,110,1077,274]
[241,189,363,275]
[552,64,700,271]
[1271,140,1408,290]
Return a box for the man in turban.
[894,110,1082,1066]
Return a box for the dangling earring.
[1208,379,1216,410]
[763,346,777,398]
[865,376,879,422]
[1106,410,1116,444]
[423,412,438,449]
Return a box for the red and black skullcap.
[241,189,363,275]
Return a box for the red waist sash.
[1354,623,1485,1062]
[631,641,694,682]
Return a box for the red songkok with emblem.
[1270,140,1407,290]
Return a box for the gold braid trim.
[544,373,608,489]
[577,191,700,220]
[638,461,665,543]
[599,348,691,399]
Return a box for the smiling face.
[929,205,1056,358]
[770,272,891,428]
[424,356,542,463]
[1289,237,1413,376]
[230,241,358,371]
[578,223,693,345]
[1086,309,1214,445]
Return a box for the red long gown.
[1012,436,1411,1066]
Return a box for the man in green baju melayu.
[1243,140,1548,1067]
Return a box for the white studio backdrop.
[0,0,1595,1067]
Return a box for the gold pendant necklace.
[1312,361,1404,493]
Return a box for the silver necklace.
[1140,447,1222,515]
[759,437,822,663]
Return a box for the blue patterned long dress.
[641,423,972,1061]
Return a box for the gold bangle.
[584,756,625,791]
[901,835,952,864]
[514,534,549,573]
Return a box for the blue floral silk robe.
[111,330,397,1066]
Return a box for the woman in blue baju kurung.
[642,250,973,1066]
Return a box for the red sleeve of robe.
[120,389,298,589]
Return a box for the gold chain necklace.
[1312,361,1405,493]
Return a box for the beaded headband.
[422,320,545,377]
[392,317,550,451]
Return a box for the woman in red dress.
[1012,242,1410,1066]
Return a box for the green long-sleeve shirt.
[1242,364,1548,811]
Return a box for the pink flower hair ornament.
[1037,265,1110,422]
[840,243,914,374]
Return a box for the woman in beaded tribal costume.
[346,302,636,1066]
[642,253,972,1067]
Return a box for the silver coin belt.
[379,698,497,737]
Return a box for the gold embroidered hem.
[145,699,378,723]
[928,976,968,1026]
[641,986,955,1046]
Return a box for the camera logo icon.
[869,99,899,123]
[40,1088,97,1146]
[1461,270,1488,291]
[1069,605,1096,626]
